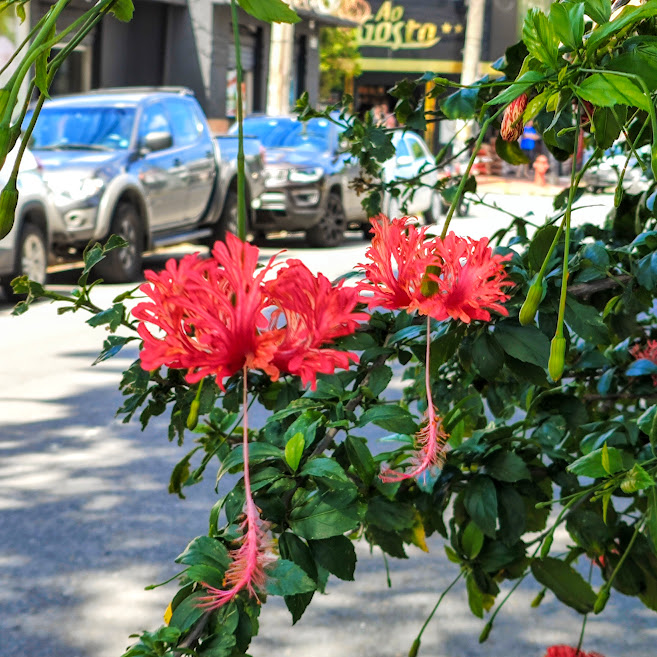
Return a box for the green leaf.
[627,359,657,377]
[218,443,285,478]
[358,405,418,435]
[237,0,300,23]
[466,572,484,618]
[266,559,316,597]
[309,535,357,581]
[486,451,531,482]
[522,8,561,70]
[278,532,316,623]
[568,445,625,477]
[583,0,611,24]
[647,487,657,554]
[497,486,526,546]
[440,86,479,120]
[461,522,485,559]
[289,490,363,540]
[586,2,657,54]
[488,71,546,107]
[365,364,393,397]
[578,73,649,111]
[531,557,597,614]
[550,1,584,50]
[564,297,609,344]
[609,44,657,92]
[495,136,530,165]
[197,631,236,657]
[299,457,350,482]
[344,435,376,486]
[471,331,505,381]
[620,463,655,493]
[92,335,133,365]
[528,225,559,272]
[168,592,206,632]
[366,497,416,532]
[35,22,55,98]
[176,535,230,571]
[495,323,550,368]
[86,303,124,331]
[109,0,134,21]
[464,475,498,538]
[591,106,626,150]
[285,432,305,472]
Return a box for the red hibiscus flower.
[265,258,368,389]
[356,214,437,310]
[415,232,513,324]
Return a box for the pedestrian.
[519,120,540,178]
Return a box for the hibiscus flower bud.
[531,588,546,608]
[519,279,544,325]
[0,175,19,239]
[549,336,567,381]
[594,586,610,614]
[500,93,527,142]
[186,398,200,430]
[478,621,493,643]
[540,532,553,558]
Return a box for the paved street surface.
[2,188,656,657]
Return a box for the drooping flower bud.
[0,175,19,239]
[548,336,567,381]
[593,586,610,614]
[519,279,544,325]
[186,398,200,430]
[531,588,546,608]
[500,93,528,142]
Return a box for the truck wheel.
[425,191,442,224]
[307,192,345,248]
[95,202,143,283]
[1,223,47,300]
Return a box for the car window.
[406,135,426,161]
[165,98,203,147]
[139,102,171,142]
[26,106,136,151]
[395,138,410,159]
[231,117,296,147]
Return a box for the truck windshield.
[235,117,332,151]
[26,106,136,151]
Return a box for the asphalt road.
[2,192,656,657]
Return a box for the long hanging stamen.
[380,316,448,483]
[198,366,272,609]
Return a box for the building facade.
[29,0,349,132]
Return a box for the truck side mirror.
[143,131,173,153]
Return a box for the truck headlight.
[288,167,324,183]
[46,175,105,205]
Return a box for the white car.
[0,147,57,300]
[382,130,442,224]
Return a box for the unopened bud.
[478,621,493,643]
[0,175,19,239]
[408,638,421,657]
[540,533,553,559]
[519,280,544,325]
[186,398,200,431]
[500,93,528,142]
[593,586,610,614]
[531,588,546,608]
[548,336,567,382]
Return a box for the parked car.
[25,87,255,283]
[232,115,366,247]
[0,147,57,300]
[381,130,442,224]
[583,144,651,194]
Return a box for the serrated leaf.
[486,451,531,482]
[522,8,561,70]
[440,86,479,120]
[578,73,649,111]
[584,0,611,24]
[568,445,625,478]
[495,323,550,368]
[531,557,597,614]
[344,435,376,485]
[550,1,584,50]
[289,490,363,540]
[109,0,134,21]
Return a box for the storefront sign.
[356,1,463,52]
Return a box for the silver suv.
[0,148,57,300]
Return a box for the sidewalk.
[475,174,569,197]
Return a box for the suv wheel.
[96,202,143,283]
[1,223,47,300]
[306,191,346,248]
[209,189,239,245]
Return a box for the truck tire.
[1,223,47,300]
[95,201,143,283]
[306,191,346,248]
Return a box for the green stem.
[440,106,506,240]
[230,0,247,241]
[575,560,594,654]
[409,571,462,656]
[603,519,644,592]
[0,11,50,78]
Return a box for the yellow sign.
[357,1,442,51]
